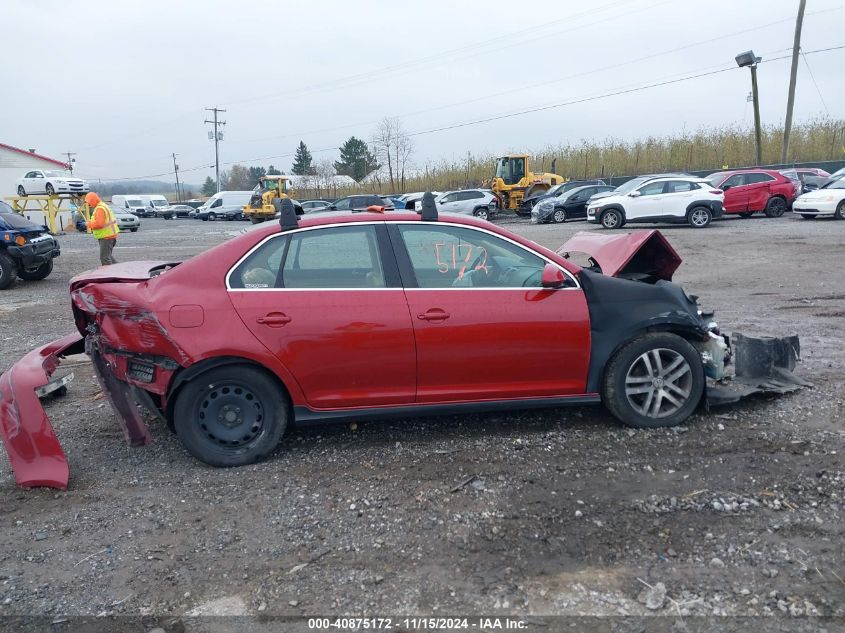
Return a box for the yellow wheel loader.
[243,175,299,224]
[489,154,565,213]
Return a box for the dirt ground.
[0,214,843,631]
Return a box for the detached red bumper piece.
[0,333,84,489]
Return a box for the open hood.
[557,229,682,283]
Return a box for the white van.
[195,191,253,221]
[137,195,171,218]
[111,195,147,217]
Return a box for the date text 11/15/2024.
[307,617,528,630]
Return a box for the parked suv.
[0,204,61,290]
[434,189,498,220]
[706,169,797,218]
[532,184,615,224]
[587,176,724,229]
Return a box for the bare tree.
[314,159,335,198]
[372,117,413,193]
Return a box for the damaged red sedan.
[0,199,803,489]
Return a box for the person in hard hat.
[84,192,120,265]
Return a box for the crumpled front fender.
[0,333,84,489]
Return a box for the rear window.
[0,212,41,230]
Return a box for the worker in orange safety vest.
[84,191,120,266]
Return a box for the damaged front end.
[559,230,809,406]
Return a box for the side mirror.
[628,190,641,197]
[721,185,732,191]
[541,263,566,289]
[329,204,337,210]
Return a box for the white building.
[0,142,70,198]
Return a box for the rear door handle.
[256,312,291,327]
[417,309,450,322]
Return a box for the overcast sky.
[5,0,844,184]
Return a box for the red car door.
[719,173,749,212]
[391,223,591,403]
[744,172,774,211]
[227,224,417,409]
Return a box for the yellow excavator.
[489,154,565,212]
[243,174,298,224]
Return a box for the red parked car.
[0,200,803,489]
[706,169,798,218]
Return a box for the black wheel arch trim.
[579,269,710,393]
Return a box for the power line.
[800,48,830,116]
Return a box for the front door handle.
[256,312,291,327]
[417,309,450,322]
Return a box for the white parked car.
[586,176,725,229]
[114,211,140,232]
[435,189,498,220]
[17,170,89,196]
[792,180,845,220]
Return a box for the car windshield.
[0,212,41,229]
[706,173,729,187]
[614,177,649,194]
[43,170,70,178]
[823,179,845,189]
[152,200,168,206]
[546,184,565,197]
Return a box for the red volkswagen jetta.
[4,202,795,488]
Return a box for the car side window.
[665,181,695,193]
[467,191,484,199]
[229,236,289,289]
[440,193,456,203]
[398,225,551,289]
[334,198,352,210]
[35,171,44,178]
[746,173,775,184]
[24,171,35,179]
[283,225,385,288]
[722,174,745,188]
[211,199,222,208]
[638,182,666,196]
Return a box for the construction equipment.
[489,154,565,212]
[242,175,296,224]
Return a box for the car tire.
[600,208,622,229]
[764,196,787,218]
[17,185,26,197]
[208,212,216,221]
[0,252,17,290]
[835,201,845,220]
[687,206,712,228]
[739,212,754,218]
[602,332,704,429]
[17,258,53,281]
[473,207,489,221]
[799,214,816,220]
[173,364,289,467]
[250,217,263,225]
[130,228,139,232]
[45,183,55,196]
[552,208,566,224]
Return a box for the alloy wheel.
[690,208,710,227]
[624,348,693,419]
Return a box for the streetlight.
[735,50,762,166]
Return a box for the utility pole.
[204,107,227,192]
[172,152,181,202]
[750,64,763,166]
[63,152,76,174]
[781,0,807,164]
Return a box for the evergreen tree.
[247,166,267,186]
[334,136,380,182]
[291,141,313,175]
[267,165,282,175]
[201,176,216,196]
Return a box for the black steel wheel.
[173,364,288,467]
[764,196,787,218]
[208,212,217,221]
[602,332,704,428]
[17,258,53,281]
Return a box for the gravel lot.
[0,214,843,629]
